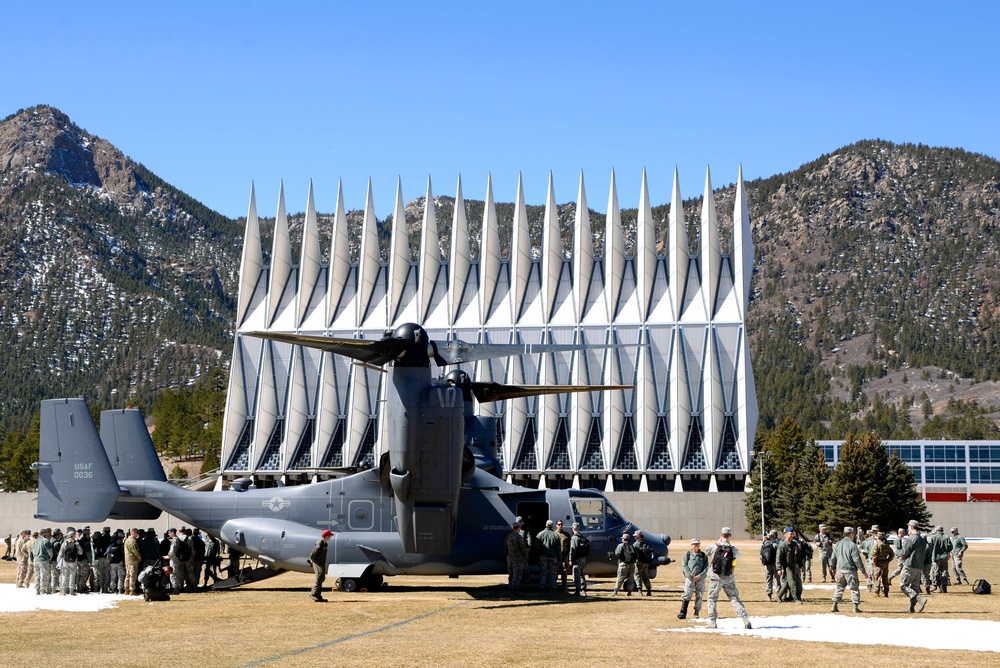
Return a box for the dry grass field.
[2,541,999,668]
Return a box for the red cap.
[321,529,333,538]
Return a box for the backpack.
[800,540,814,559]
[575,535,591,560]
[973,579,991,595]
[107,541,123,564]
[63,542,78,563]
[636,541,653,564]
[174,538,192,562]
[712,543,735,576]
[759,541,776,566]
[621,542,636,564]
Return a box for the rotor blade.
[245,331,404,366]
[434,340,607,366]
[470,383,632,404]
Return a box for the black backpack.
[636,541,653,564]
[107,541,123,564]
[63,542,79,563]
[575,535,591,559]
[712,543,735,576]
[759,541,776,566]
[621,542,636,564]
[174,538,192,562]
[973,579,991,595]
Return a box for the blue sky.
[5,2,999,219]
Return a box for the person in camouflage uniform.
[14,529,32,588]
[49,529,63,593]
[705,527,752,629]
[900,520,929,613]
[870,531,893,597]
[928,526,952,592]
[950,527,970,585]
[677,538,708,619]
[815,525,835,583]
[535,520,562,595]
[505,522,529,595]
[31,528,55,595]
[555,520,571,592]
[612,532,637,596]
[830,526,865,613]
[632,530,654,596]
[860,529,875,592]
[775,527,803,604]
[760,530,778,601]
[888,528,906,584]
[58,529,83,596]
[107,530,126,594]
[124,527,142,596]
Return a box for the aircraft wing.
[470,383,632,403]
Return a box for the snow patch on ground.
[658,614,1000,652]
[0,584,131,613]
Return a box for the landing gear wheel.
[337,577,358,592]
[363,574,383,590]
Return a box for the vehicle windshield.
[571,495,628,532]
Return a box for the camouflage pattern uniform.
[14,531,32,587]
[31,530,54,595]
[505,525,529,593]
[58,534,83,595]
[830,529,865,611]
[928,527,952,592]
[108,531,126,594]
[950,528,970,585]
[124,529,142,595]
[899,523,929,613]
[49,530,63,593]
[704,532,751,629]
[632,531,653,596]
[612,533,636,595]
[760,531,778,600]
[679,541,708,618]
[534,523,562,595]
[815,526,835,582]
[888,529,906,583]
[870,533,893,597]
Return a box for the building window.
[884,444,921,462]
[924,466,966,484]
[969,445,1000,463]
[925,445,965,463]
[970,467,1000,484]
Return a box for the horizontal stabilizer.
[471,383,631,404]
[33,398,120,522]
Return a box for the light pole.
[758,450,771,538]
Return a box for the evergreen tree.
[821,432,892,531]
[882,452,931,531]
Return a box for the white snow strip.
[658,614,1000,652]
[0,584,131,613]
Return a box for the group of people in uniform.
[10,525,231,602]
[757,522,972,615]
[504,517,597,596]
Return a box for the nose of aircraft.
[650,532,673,564]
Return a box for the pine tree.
[821,432,892,531]
[882,452,931,531]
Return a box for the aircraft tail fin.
[100,407,164,520]
[33,398,121,522]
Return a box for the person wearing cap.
[515,515,532,586]
[759,530,779,601]
[632,530,654,597]
[14,529,32,588]
[169,527,198,593]
[900,520,929,613]
[202,533,222,588]
[678,538,708,619]
[58,528,83,595]
[31,527,55,595]
[535,519,562,596]
[705,527,751,629]
[49,529,64,593]
[830,526,865,613]
[775,527,803,604]
[124,528,142,596]
[77,526,95,593]
[871,531,893,597]
[3,532,11,560]
[815,525,834,583]
[107,530,126,594]
[568,522,588,596]
[139,527,160,573]
[505,521,529,595]
[307,529,334,602]
[950,527,970,586]
[928,526,953,593]
[612,532,637,596]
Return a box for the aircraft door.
[516,501,549,565]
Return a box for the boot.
[707,619,717,629]
[916,596,927,612]
[941,582,947,593]
[853,603,861,613]
[677,600,689,619]
[743,617,752,629]
[831,601,839,612]
[908,598,916,613]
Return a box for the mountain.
[0,105,242,429]
[2,105,1000,442]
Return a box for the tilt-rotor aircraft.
[34,323,670,592]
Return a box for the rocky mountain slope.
[2,105,1000,440]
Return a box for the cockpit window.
[605,503,626,529]
[571,498,605,531]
